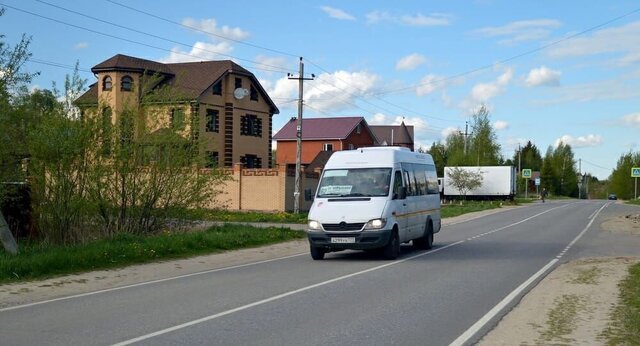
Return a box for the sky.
[2,0,640,180]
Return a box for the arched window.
[102,76,112,91]
[121,75,133,91]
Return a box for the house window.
[205,151,219,168]
[235,77,242,89]
[241,154,261,168]
[348,144,355,150]
[212,80,222,95]
[101,107,112,155]
[171,108,185,130]
[240,114,262,137]
[102,76,112,91]
[355,124,361,134]
[323,143,333,151]
[250,85,258,101]
[121,75,133,91]
[205,109,219,132]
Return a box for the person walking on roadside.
[541,187,548,203]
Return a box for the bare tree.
[447,167,484,203]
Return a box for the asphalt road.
[2,200,639,346]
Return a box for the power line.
[27,58,93,74]
[105,0,300,59]
[371,7,640,97]
[0,2,294,75]
[581,159,612,172]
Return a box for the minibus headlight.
[308,220,322,231]
[364,218,386,230]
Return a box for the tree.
[0,9,37,254]
[446,167,484,203]
[469,105,502,166]
[427,142,447,177]
[609,151,640,200]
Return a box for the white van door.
[391,169,409,242]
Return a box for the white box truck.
[307,147,441,260]
[443,166,516,200]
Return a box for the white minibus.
[307,147,441,260]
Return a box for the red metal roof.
[273,116,366,140]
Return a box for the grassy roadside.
[1,201,509,284]
[603,262,640,345]
[0,225,304,284]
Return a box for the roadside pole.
[522,169,532,199]
[632,167,640,200]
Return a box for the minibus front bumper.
[307,229,392,251]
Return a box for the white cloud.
[415,74,444,96]
[396,53,427,71]
[622,112,640,127]
[366,11,450,26]
[476,19,561,45]
[401,13,451,26]
[160,41,234,63]
[253,55,288,75]
[320,6,356,21]
[368,113,389,125]
[441,126,460,138]
[182,18,249,41]
[74,42,88,50]
[547,21,640,66]
[470,68,513,102]
[554,134,603,148]
[525,66,561,87]
[266,70,380,113]
[493,120,509,130]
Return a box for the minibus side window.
[392,170,404,200]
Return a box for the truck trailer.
[443,166,516,200]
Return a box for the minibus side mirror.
[396,186,406,200]
[304,188,314,201]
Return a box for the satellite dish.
[234,88,249,100]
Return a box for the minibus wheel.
[310,246,326,260]
[382,230,400,260]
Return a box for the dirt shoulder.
[479,208,640,345]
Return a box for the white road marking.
[113,204,573,345]
[449,201,609,346]
[0,252,308,313]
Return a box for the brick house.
[272,116,379,169]
[75,54,279,168]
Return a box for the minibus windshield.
[317,168,392,198]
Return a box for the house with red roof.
[75,54,279,168]
[272,116,380,169]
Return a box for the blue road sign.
[632,167,640,178]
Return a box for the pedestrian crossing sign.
[632,167,640,178]
[522,169,532,178]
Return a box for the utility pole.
[578,158,582,199]
[288,57,314,214]
[518,143,521,196]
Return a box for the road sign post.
[522,169,532,199]
[632,167,640,200]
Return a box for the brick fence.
[210,163,319,212]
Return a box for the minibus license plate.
[331,237,355,244]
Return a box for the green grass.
[602,262,640,345]
[538,294,584,344]
[171,208,308,223]
[626,199,640,206]
[0,225,304,284]
[440,201,506,218]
